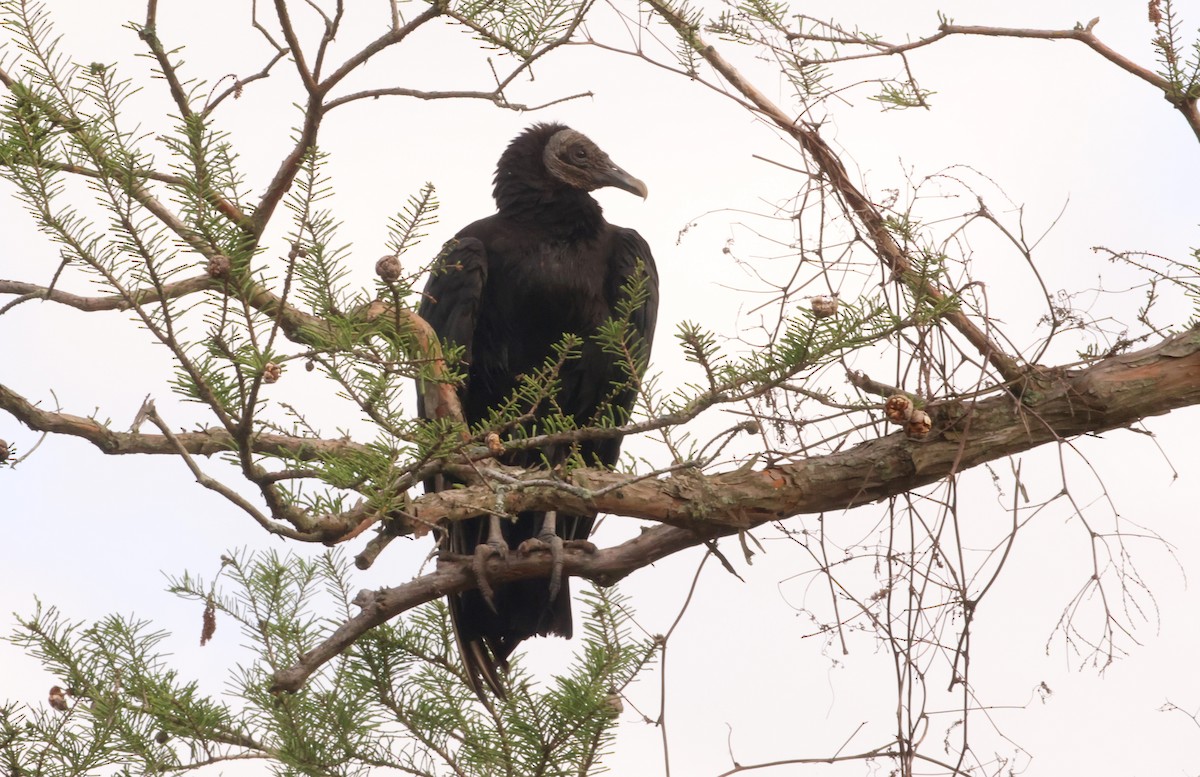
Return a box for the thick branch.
[273,328,1200,690]
[252,97,321,239]
[940,22,1169,88]
[0,272,330,346]
[414,329,1200,527]
[272,0,318,94]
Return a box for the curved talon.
[472,539,508,614]
[529,511,566,604]
[563,539,598,554]
[516,535,552,555]
[543,531,565,603]
[514,531,564,601]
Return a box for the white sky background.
[2,0,1199,775]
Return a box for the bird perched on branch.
[417,123,659,697]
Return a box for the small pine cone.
[1149,0,1163,24]
[602,689,624,717]
[0,439,9,463]
[485,432,504,456]
[48,685,69,712]
[376,254,402,284]
[905,409,932,439]
[884,394,913,424]
[207,254,231,279]
[262,362,283,384]
[155,730,171,745]
[811,294,839,319]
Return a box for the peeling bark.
[414,328,1200,530]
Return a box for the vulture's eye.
[571,147,588,163]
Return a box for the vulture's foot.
[516,532,559,556]
[563,539,598,554]
[518,529,566,600]
[472,539,508,614]
[526,511,568,602]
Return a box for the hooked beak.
[597,163,649,199]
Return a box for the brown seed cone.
[602,689,624,717]
[811,294,838,319]
[207,254,231,279]
[884,394,913,424]
[48,686,69,712]
[905,409,932,439]
[376,254,402,283]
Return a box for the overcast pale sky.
[2,1,1199,775]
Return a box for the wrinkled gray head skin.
[542,128,648,198]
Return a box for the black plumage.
[416,123,659,697]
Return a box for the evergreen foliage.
[3,551,653,776]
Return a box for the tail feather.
[448,566,575,698]
[447,509,585,697]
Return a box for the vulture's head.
[540,127,648,198]
[494,123,648,206]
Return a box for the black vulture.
[416,123,659,697]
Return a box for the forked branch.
[644,0,1026,385]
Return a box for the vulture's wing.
[415,236,505,698]
[610,227,660,354]
[416,236,488,421]
[587,227,659,469]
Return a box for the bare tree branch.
[0,382,370,460]
[204,49,290,116]
[315,4,443,93]
[139,2,196,120]
[641,1,1050,386]
[938,21,1200,142]
[322,87,593,113]
[0,276,216,315]
[0,157,252,228]
[783,16,1200,144]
